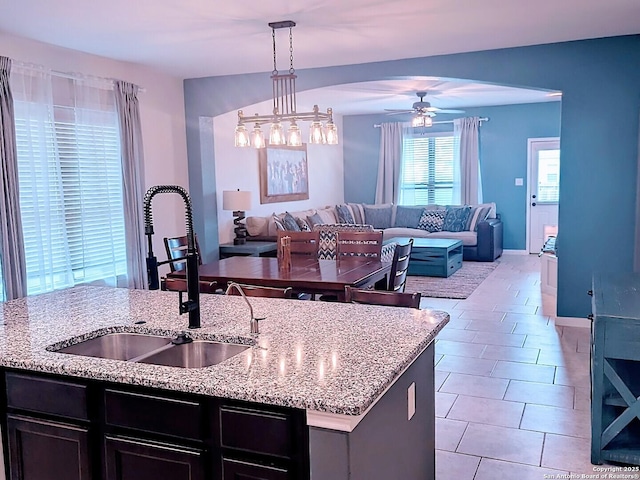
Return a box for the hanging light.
[234,21,338,148]
[412,113,433,128]
[251,123,266,149]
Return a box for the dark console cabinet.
[1,370,309,480]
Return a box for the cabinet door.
[6,414,91,480]
[222,457,289,480]
[105,436,205,480]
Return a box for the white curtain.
[453,117,483,205]
[11,65,129,294]
[375,122,404,204]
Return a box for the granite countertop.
[0,286,448,416]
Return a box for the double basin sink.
[54,332,250,369]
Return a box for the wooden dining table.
[167,256,391,300]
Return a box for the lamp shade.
[223,190,252,211]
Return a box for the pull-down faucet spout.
[143,185,200,329]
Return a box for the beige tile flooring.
[422,253,601,479]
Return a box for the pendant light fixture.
[234,21,338,148]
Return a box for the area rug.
[404,261,500,299]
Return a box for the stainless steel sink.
[54,332,250,368]
[138,341,249,368]
[56,333,172,361]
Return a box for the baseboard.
[502,249,529,255]
[554,316,591,328]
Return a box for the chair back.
[344,286,421,309]
[277,231,320,258]
[336,231,383,258]
[226,283,293,299]
[388,239,413,292]
[164,235,202,273]
[161,278,218,294]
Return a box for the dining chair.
[226,282,294,299]
[163,235,202,273]
[160,277,219,294]
[335,231,384,258]
[277,230,320,258]
[344,286,421,309]
[387,239,414,293]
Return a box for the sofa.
[245,202,503,262]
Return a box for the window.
[399,132,455,205]
[12,72,127,295]
[536,148,560,203]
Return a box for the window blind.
[12,74,127,295]
[399,133,455,205]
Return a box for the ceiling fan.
[384,91,465,117]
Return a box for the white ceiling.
[1,0,638,113]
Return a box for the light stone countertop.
[0,286,448,416]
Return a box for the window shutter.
[400,133,454,205]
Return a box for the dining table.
[167,255,391,300]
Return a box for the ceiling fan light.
[287,120,302,146]
[424,115,433,127]
[234,124,250,147]
[269,121,286,145]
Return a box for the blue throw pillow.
[335,204,355,224]
[394,206,424,228]
[363,204,393,229]
[282,212,301,231]
[442,206,472,232]
[306,212,324,228]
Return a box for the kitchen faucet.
[225,282,260,334]
[143,185,200,329]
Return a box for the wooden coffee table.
[388,237,463,277]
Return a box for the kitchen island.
[0,286,448,480]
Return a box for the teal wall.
[184,35,640,318]
[343,102,562,250]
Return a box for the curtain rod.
[11,60,146,93]
[374,117,489,128]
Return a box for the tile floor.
[421,253,603,479]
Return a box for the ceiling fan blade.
[430,108,465,114]
[384,109,414,113]
[385,111,412,116]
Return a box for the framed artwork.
[259,144,309,204]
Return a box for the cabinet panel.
[105,436,205,480]
[222,457,289,480]
[6,373,88,421]
[220,405,292,458]
[7,414,90,480]
[105,389,202,441]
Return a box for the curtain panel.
[375,122,404,204]
[0,56,27,300]
[114,81,147,289]
[453,116,483,205]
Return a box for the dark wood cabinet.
[6,414,91,480]
[105,436,205,480]
[221,457,289,480]
[2,370,310,480]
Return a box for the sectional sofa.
[245,202,503,262]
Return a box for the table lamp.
[223,189,252,245]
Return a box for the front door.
[527,138,560,253]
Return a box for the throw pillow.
[466,205,492,231]
[295,216,311,231]
[282,212,301,231]
[348,203,365,224]
[272,213,286,231]
[335,204,355,224]
[442,206,472,232]
[316,207,337,224]
[418,209,445,232]
[363,204,393,229]
[394,206,424,228]
[306,212,325,228]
